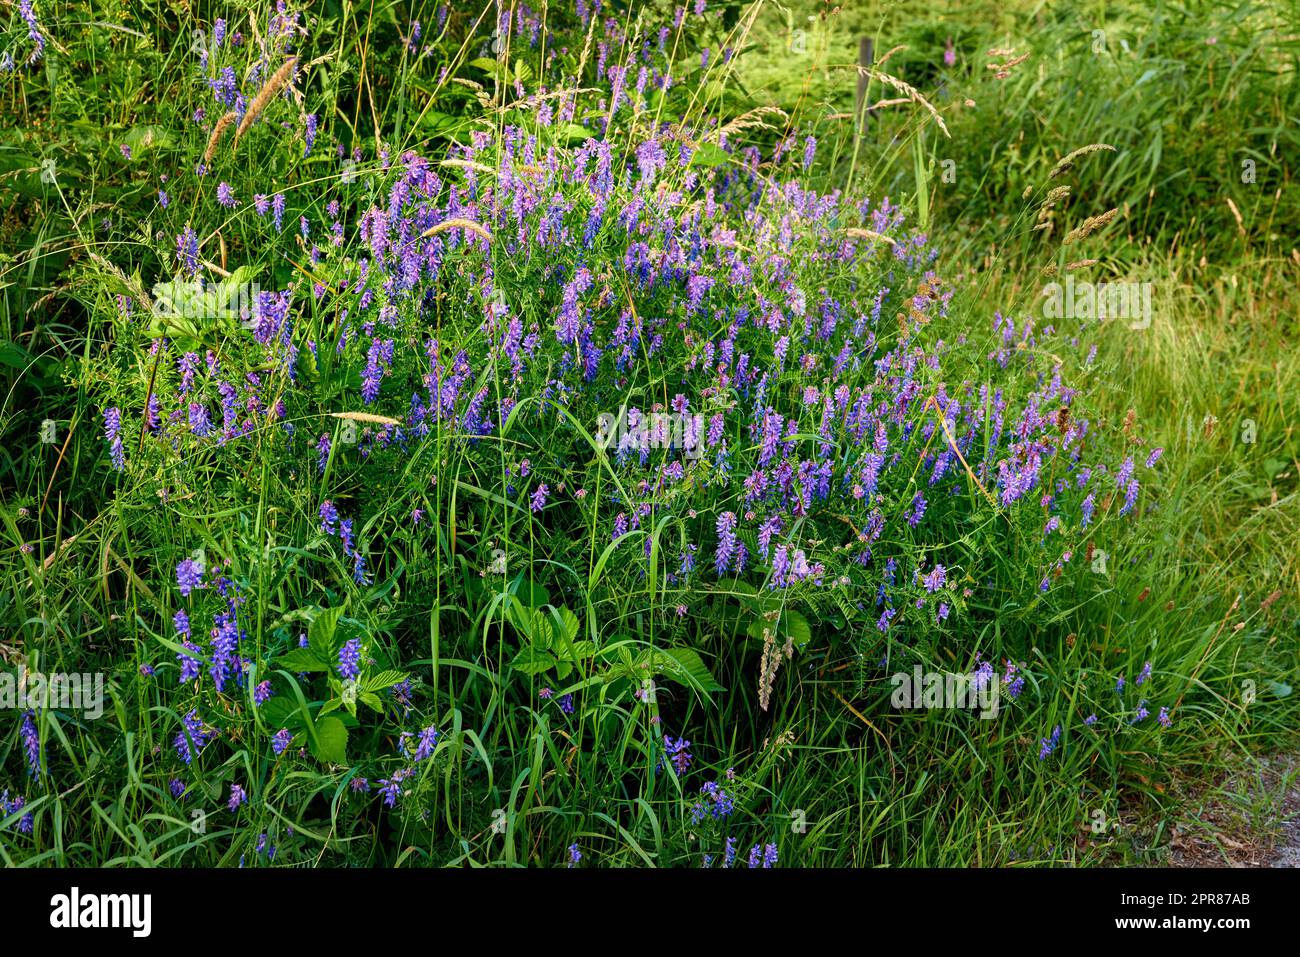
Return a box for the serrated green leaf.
[276,647,329,672]
[363,670,409,693]
[309,606,345,660]
[511,646,556,675]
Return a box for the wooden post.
[855,37,874,134]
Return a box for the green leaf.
[363,670,409,693]
[259,697,301,729]
[311,716,349,764]
[549,606,580,645]
[528,608,554,649]
[690,143,730,168]
[123,124,172,156]
[623,647,724,695]
[658,648,724,693]
[309,606,345,660]
[746,608,812,647]
[276,647,329,672]
[511,575,550,609]
[510,647,557,675]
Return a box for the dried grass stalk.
[328,411,402,426]
[858,67,950,137]
[1062,207,1119,245]
[1049,143,1116,179]
[712,105,789,141]
[845,227,901,248]
[419,217,494,244]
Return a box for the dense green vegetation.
[0,0,1295,867]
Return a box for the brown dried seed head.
[1062,207,1120,246]
[203,111,238,165]
[235,56,299,146]
[1050,144,1117,180]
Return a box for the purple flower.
[228,784,247,811]
[635,139,666,184]
[174,709,213,764]
[272,729,293,755]
[1081,493,1096,527]
[216,182,237,207]
[1037,724,1061,760]
[413,725,440,761]
[176,559,204,596]
[802,135,816,171]
[378,771,407,807]
[176,226,199,276]
[1002,661,1024,698]
[568,843,582,867]
[1145,448,1163,468]
[662,734,692,775]
[530,483,549,512]
[715,511,738,575]
[188,401,212,437]
[690,781,736,822]
[337,638,362,681]
[748,842,779,868]
[103,407,125,471]
[178,639,203,683]
[1120,478,1140,516]
[557,693,575,714]
[253,680,274,706]
[922,564,946,593]
[319,500,339,534]
[20,711,40,777]
[1136,661,1152,685]
[17,0,44,63]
